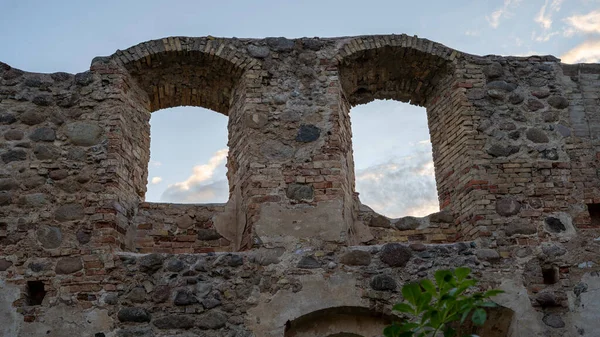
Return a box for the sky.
[1,0,599,217]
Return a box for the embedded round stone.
[0,258,13,271]
[2,149,27,163]
[505,222,536,236]
[508,92,524,104]
[197,228,222,241]
[176,215,194,229]
[542,313,565,328]
[370,275,397,291]
[542,149,559,160]
[369,214,390,228]
[527,99,545,111]
[297,256,320,269]
[529,77,548,87]
[0,178,18,190]
[487,89,505,100]
[153,315,195,329]
[496,197,521,216]
[65,122,103,146]
[487,144,519,157]
[55,204,85,221]
[76,230,91,244]
[380,243,412,267]
[394,216,421,230]
[75,72,94,86]
[29,127,56,142]
[548,96,568,109]
[286,183,314,201]
[197,310,228,329]
[36,225,62,249]
[475,249,500,261]
[483,62,503,79]
[266,37,295,51]
[166,259,185,272]
[32,95,53,106]
[486,80,516,92]
[260,139,294,161]
[340,250,371,266]
[117,307,151,323]
[526,128,549,143]
[4,129,24,140]
[138,253,164,274]
[174,289,198,306]
[296,124,321,142]
[34,144,60,160]
[0,113,16,124]
[247,45,270,58]
[0,191,12,206]
[55,257,83,274]
[19,110,47,125]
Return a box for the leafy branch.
[383,267,504,337]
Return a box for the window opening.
[146,106,229,204]
[350,99,438,217]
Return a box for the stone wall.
[1,34,600,336]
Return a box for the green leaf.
[472,308,487,326]
[416,293,432,312]
[420,279,437,295]
[479,301,498,308]
[483,289,505,298]
[402,283,422,307]
[384,324,401,337]
[444,327,457,337]
[435,270,451,288]
[460,309,471,324]
[393,303,415,315]
[455,267,470,282]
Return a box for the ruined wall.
[1,35,600,337]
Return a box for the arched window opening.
[351,99,438,217]
[145,106,229,204]
[284,306,392,337]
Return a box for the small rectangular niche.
[542,266,559,285]
[587,203,600,227]
[27,281,46,306]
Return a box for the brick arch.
[337,35,460,106]
[335,35,478,237]
[105,36,256,114]
[284,306,393,337]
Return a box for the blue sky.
[2,0,599,217]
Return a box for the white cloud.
[151,176,163,184]
[149,160,162,167]
[564,10,600,35]
[160,149,229,203]
[356,143,439,218]
[561,39,600,63]
[486,0,523,28]
[532,0,563,41]
[465,30,481,37]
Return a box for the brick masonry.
[1,35,600,336]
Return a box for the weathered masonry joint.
[1,35,600,336]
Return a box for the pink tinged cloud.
[160,149,229,203]
[561,39,600,64]
[564,10,600,35]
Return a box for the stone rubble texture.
[1,34,600,336]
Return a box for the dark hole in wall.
[587,203,600,227]
[545,217,566,233]
[542,266,559,285]
[27,280,46,305]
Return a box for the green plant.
[383,267,504,337]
